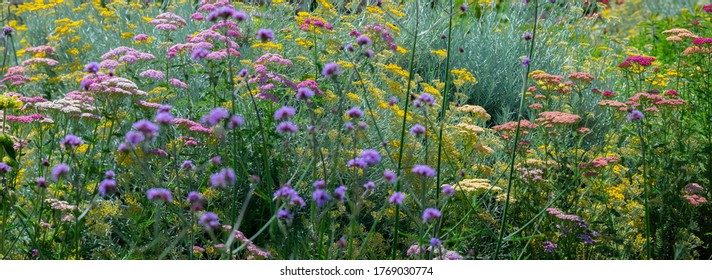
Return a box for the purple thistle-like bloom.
[124,131,145,147]
[291,195,306,207]
[199,212,220,229]
[211,156,222,165]
[154,112,174,125]
[389,192,405,205]
[363,181,376,192]
[98,179,117,196]
[360,149,381,166]
[191,48,210,60]
[186,191,204,211]
[430,238,442,247]
[460,4,468,12]
[233,10,248,21]
[543,241,557,253]
[296,87,315,100]
[227,115,245,129]
[277,209,293,220]
[51,164,70,182]
[411,165,436,177]
[346,107,364,118]
[210,168,237,188]
[344,122,355,131]
[202,107,230,126]
[238,68,249,77]
[3,26,14,36]
[181,160,195,170]
[312,189,330,208]
[410,124,426,136]
[384,170,397,184]
[105,171,115,179]
[274,184,297,199]
[208,6,236,21]
[313,180,326,189]
[345,44,355,52]
[274,106,296,120]
[628,110,644,121]
[84,62,100,73]
[522,32,533,40]
[333,186,347,202]
[322,62,341,78]
[577,233,596,245]
[422,208,441,223]
[347,157,368,169]
[358,121,368,129]
[276,121,299,135]
[117,143,130,152]
[522,56,531,67]
[356,35,372,46]
[256,28,275,42]
[36,177,47,188]
[364,49,374,58]
[418,93,435,106]
[133,120,160,141]
[146,188,172,202]
[60,134,84,151]
[442,184,455,196]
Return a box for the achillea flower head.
[411,165,436,177]
[210,168,237,188]
[685,183,704,194]
[84,62,100,73]
[274,106,296,120]
[199,212,220,229]
[51,164,70,182]
[389,192,405,205]
[146,188,172,202]
[422,208,441,222]
[139,69,165,80]
[628,110,644,121]
[321,62,341,78]
[60,134,84,151]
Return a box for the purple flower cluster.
[199,212,220,229]
[388,192,405,205]
[360,149,381,166]
[186,191,205,212]
[422,208,441,223]
[51,164,70,182]
[0,162,12,174]
[202,107,230,126]
[273,183,306,207]
[60,134,84,151]
[332,186,347,202]
[210,168,237,188]
[322,62,341,79]
[256,28,275,42]
[411,165,436,177]
[146,188,172,202]
[384,170,397,184]
[98,170,117,196]
[312,189,330,208]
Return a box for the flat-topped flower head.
[412,165,436,177]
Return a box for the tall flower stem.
[435,0,455,209]
[494,0,540,259]
[390,0,419,260]
[637,121,652,259]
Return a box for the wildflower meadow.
[0,0,710,261]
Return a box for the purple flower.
[347,157,368,169]
[522,32,533,40]
[274,106,296,120]
[522,56,531,67]
[430,238,442,247]
[154,112,174,125]
[36,177,47,188]
[388,192,405,205]
[312,189,330,208]
[191,48,210,60]
[277,209,293,220]
[208,6,236,21]
[186,191,204,211]
[411,165,436,177]
[313,180,326,189]
[228,115,245,129]
[238,68,249,77]
[210,168,237,188]
[384,170,397,184]
[84,62,100,73]
[3,26,14,36]
[290,195,306,207]
[322,62,341,79]
[360,149,381,166]
[146,188,172,202]
[125,131,145,147]
[201,107,230,126]
[274,184,297,199]
[117,143,130,152]
[256,28,275,42]
[418,93,435,106]
[51,164,70,182]
[60,134,84,151]
[344,122,355,131]
[98,179,117,196]
[211,156,222,165]
[199,212,220,229]
[442,184,455,196]
[346,107,364,118]
[364,49,374,58]
[336,237,347,247]
[628,110,644,121]
[132,120,160,141]
[358,121,368,129]
[543,241,557,253]
[333,186,347,202]
[276,121,299,135]
[459,4,468,12]
[577,233,596,245]
[345,44,355,52]
[410,124,426,136]
[356,35,372,46]
[422,208,441,223]
[296,87,315,100]
[363,181,376,192]
[233,11,248,21]
[181,160,195,170]
[0,162,11,174]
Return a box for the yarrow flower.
[146,188,172,202]
[210,168,237,188]
[411,165,436,177]
[422,208,441,222]
[389,192,406,205]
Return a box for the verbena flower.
[384,170,397,184]
[321,62,341,78]
[202,107,230,126]
[333,186,347,202]
[132,120,160,141]
[125,131,145,147]
[36,177,47,188]
[356,35,372,46]
[389,192,405,205]
[51,164,70,182]
[146,188,172,202]
[430,238,442,247]
[276,121,298,135]
[84,62,100,73]
[422,208,441,222]
[628,110,644,121]
[346,107,364,118]
[313,180,326,189]
[363,181,376,192]
[312,189,330,208]
[228,115,245,129]
[410,124,426,136]
[360,149,381,165]
[60,134,83,151]
[256,28,275,42]
[274,106,296,120]
[210,168,237,188]
[98,179,117,196]
[296,87,315,100]
[442,184,455,196]
[199,212,220,229]
[412,165,436,177]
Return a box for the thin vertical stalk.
[435,0,455,208]
[637,122,652,259]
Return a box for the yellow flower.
[430,49,447,58]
